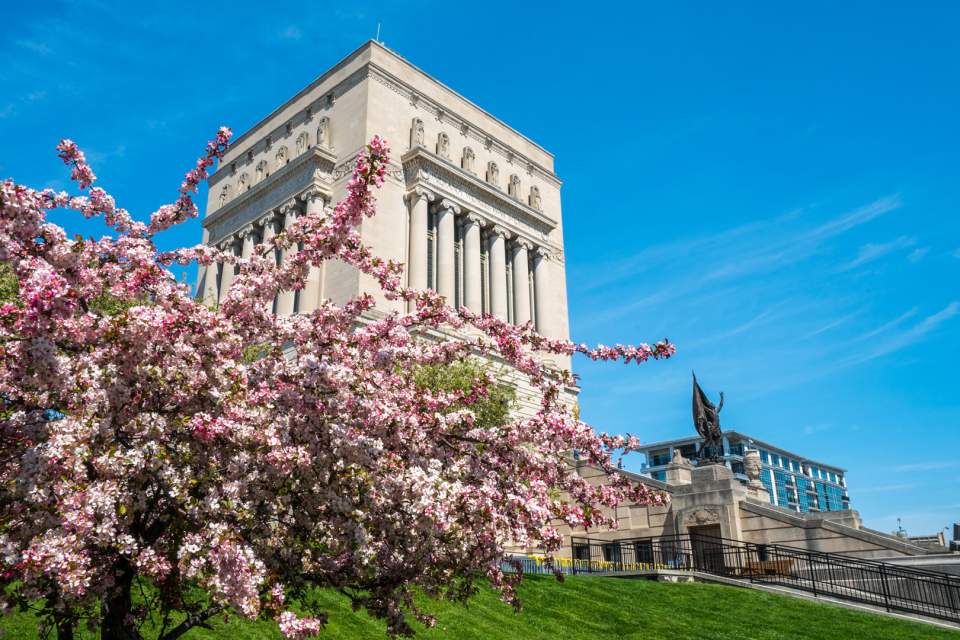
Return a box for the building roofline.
[226,40,555,162]
[636,430,847,473]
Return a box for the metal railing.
[565,535,960,624]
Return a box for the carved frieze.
[401,147,557,243]
[683,508,722,527]
[204,146,336,244]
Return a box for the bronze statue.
[692,372,724,464]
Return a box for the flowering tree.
[0,129,674,639]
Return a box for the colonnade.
[203,191,327,313]
[406,188,554,336]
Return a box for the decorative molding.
[683,508,722,527]
[437,198,461,215]
[330,154,403,185]
[204,147,335,244]
[364,63,561,187]
[532,245,553,261]
[214,60,561,192]
[404,186,436,204]
[261,211,281,229]
[401,147,557,242]
[514,238,533,251]
[299,185,326,203]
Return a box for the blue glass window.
[774,470,794,509]
[795,476,812,512]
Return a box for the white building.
[199,40,575,405]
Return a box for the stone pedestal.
[669,463,747,541]
[665,461,693,485]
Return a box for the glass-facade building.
[636,431,851,514]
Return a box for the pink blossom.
[0,130,673,638]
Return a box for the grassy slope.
[2,576,957,639]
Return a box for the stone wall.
[543,461,933,560]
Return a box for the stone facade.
[542,460,933,560]
[198,41,571,377]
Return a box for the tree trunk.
[101,558,140,640]
[56,616,74,640]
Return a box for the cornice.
[213,46,563,189]
[330,151,404,185]
[401,146,558,236]
[204,146,336,230]
[366,62,561,187]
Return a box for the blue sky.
[2,2,958,536]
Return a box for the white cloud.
[14,39,52,56]
[848,301,959,365]
[892,461,959,473]
[838,235,916,271]
[856,483,919,494]
[907,247,929,263]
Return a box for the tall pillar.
[217,236,238,304]
[533,247,552,337]
[276,201,298,316]
[488,225,509,320]
[463,214,483,313]
[199,228,219,306]
[200,261,220,307]
[260,212,279,313]
[406,188,433,292]
[240,227,256,261]
[300,192,326,313]
[436,199,460,303]
[512,239,532,325]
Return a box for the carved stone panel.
[436,132,450,159]
[316,117,331,149]
[486,161,499,187]
[462,147,475,174]
[411,117,425,147]
[402,150,557,241]
[684,508,721,527]
[508,174,521,199]
[528,185,541,211]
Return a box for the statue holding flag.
[692,372,724,464]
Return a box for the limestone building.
[198,41,571,377]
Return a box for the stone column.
[200,262,220,307]
[533,247,552,336]
[275,201,298,315]
[406,188,433,291]
[512,239,532,325]
[260,212,279,260]
[435,199,460,303]
[260,213,279,313]
[300,192,326,313]
[463,214,483,313]
[240,227,256,261]
[488,225,509,320]
[216,236,237,305]
[199,228,219,306]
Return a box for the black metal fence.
[566,535,960,624]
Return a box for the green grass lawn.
[2,576,957,639]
